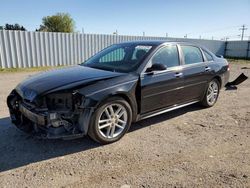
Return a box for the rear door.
[202,49,217,81]
[179,45,210,102]
[140,45,184,114]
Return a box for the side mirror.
[216,54,224,58]
[146,63,166,73]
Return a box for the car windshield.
[82,43,154,73]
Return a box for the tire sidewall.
[204,79,220,107]
[89,97,132,144]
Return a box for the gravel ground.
[0,62,249,188]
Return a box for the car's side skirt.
[138,100,199,121]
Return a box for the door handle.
[205,67,211,72]
[175,72,183,77]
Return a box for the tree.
[4,23,26,31]
[37,13,75,33]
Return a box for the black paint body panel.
[7,41,230,139]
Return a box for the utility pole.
[166,33,168,38]
[184,34,187,38]
[143,31,145,37]
[239,25,247,41]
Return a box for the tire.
[88,97,132,144]
[201,79,220,107]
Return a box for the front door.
[140,45,184,114]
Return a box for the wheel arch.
[212,76,222,88]
[96,92,138,122]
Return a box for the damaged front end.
[7,90,92,139]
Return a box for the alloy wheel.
[206,80,219,106]
[97,103,128,139]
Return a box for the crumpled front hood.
[15,66,124,101]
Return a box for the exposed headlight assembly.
[46,93,73,111]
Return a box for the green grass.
[0,65,67,73]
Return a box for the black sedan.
[7,41,230,144]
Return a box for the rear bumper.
[221,70,230,87]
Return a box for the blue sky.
[0,0,250,40]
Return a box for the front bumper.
[10,104,87,139]
[19,103,46,125]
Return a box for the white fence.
[0,30,230,68]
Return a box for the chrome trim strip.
[141,66,183,76]
[180,62,206,70]
[140,100,199,120]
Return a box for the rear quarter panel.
[210,57,230,87]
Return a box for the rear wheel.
[88,97,132,144]
[201,79,220,107]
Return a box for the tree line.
[0,13,75,33]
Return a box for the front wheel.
[201,79,220,107]
[88,97,132,144]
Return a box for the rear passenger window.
[203,50,213,61]
[181,46,203,65]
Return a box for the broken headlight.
[45,91,84,112]
[46,93,73,111]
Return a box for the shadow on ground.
[0,104,203,172]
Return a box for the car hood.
[15,66,124,101]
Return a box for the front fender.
[77,74,139,133]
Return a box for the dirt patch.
[0,62,249,187]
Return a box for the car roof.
[118,40,215,57]
[118,40,201,47]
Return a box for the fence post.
[247,41,250,59]
[224,41,228,57]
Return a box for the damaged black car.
[7,41,230,144]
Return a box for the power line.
[239,24,248,41]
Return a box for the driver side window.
[151,45,180,68]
